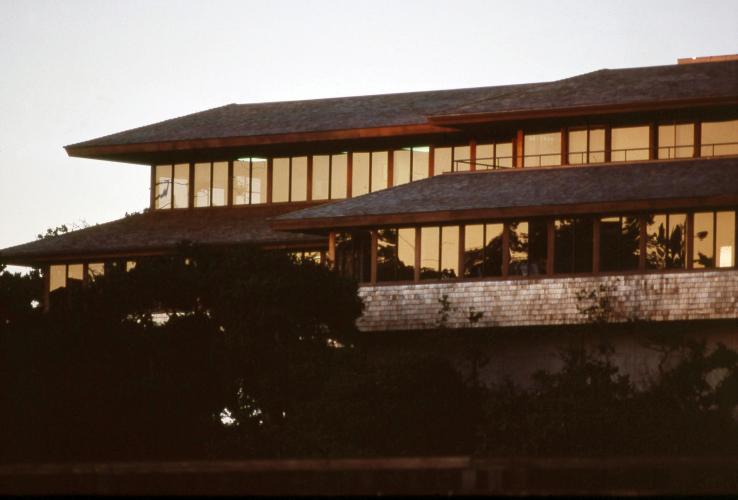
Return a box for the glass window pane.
[352,152,370,196]
[453,145,471,172]
[611,126,650,162]
[194,163,211,207]
[441,226,459,278]
[555,218,592,273]
[312,155,330,200]
[464,224,484,278]
[412,147,429,180]
[67,264,83,285]
[476,144,494,170]
[434,147,452,174]
[701,119,738,157]
[524,132,561,167]
[49,264,66,291]
[272,158,290,203]
[484,223,504,276]
[371,152,388,192]
[420,226,440,279]
[509,221,529,275]
[291,156,308,202]
[154,165,172,209]
[646,214,668,270]
[377,228,398,282]
[568,130,588,165]
[88,262,105,281]
[126,261,136,272]
[589,129,606,163]
[393,149,411,186]
[397,227,416,280]
[233,160,250,205]
[173,164,190,208]
[659,124,694,159]
[250,159,268,204]
[693,212,714,268]
[600,216,640,271]
[716,211,735,268]
[331,154,348,199]
[496,142,514,168]
[667,214,686,269]
[212,162,228,206]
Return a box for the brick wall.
[356,270,738,332]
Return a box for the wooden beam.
[515,130,524,168]
[327,232,336,270]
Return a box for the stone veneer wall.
[356,270,738,332]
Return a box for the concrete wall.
[357,270,738,332]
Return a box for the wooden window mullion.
[414,227,421,282]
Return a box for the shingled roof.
[0,205,325,266]
[65,60,738,160]
[273,157,738,231]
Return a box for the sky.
[1,0,737,256]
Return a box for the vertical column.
[560,127,569,166]
[387,150,394,188]
[546,220,555,275]
[469,139,477,171]
[414,228,421,282]
[227,161,234,206]
[693,121,702,158]
[370,230,378,284]
[346,152,353,198]
[327,232,336,270]
[42,266,50,313]
[149,165,156,210]
[515,130,524,168]
[266,158,273,204]
[604,126,612,163]
[188,162,195,209]
[306,155,313,201]
[649,123,657,160]
[592,217,601,273]
[428,146,435,177]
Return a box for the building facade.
[1,58,737,333]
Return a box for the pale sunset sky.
[1,0,737,257]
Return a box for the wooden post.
[694,121,701,158]
[560,127,568,166]
[227,161,234,206]
[370,230,378,284]
[346,152,353,198]
[42,265,50,313]
[188,162,195,209]
[546,220,555,275]
[428,146,435,177]
[469,139,477,171]
[327,232,336,270]
[306,155,313,201]
[592,218,601,273]
[604,126,612,163]
[387,150,394,188]
[515,130,524,168]
[267,158,273,204]
[649,123,657,160]
[414,228,421,282]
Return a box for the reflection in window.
[154,165,172,209]
[250,159,268,204]
[441,226,459,278]
[476,142,514,169]
[394,147,429,185]
[376,228,415,281]
[233,158,267,205]
[716,211,736,268]
[600,216,640,271]
[173,164,190,208]
[568,128,605,164]
[194,163,212,207]
[524,132,561,167]
[335,232,370,282]
[88,263,105,281]
[701,119,738,157]
[611,126,650,162]
[658,124,694,159]
[420,227,440,279]
[49,265,66,291]
[463,223,504,278]
[195,162,228,207]
[646,213,686,270]
[554,218,593,273]
[509,220,547,275]
[694,211,736,269]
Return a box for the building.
[1,58,737,341]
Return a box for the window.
[599,216,640,271]
[272,158,290,202]
[88,263,105,281]
[463,223,504,277]
[524,132,561,167]
[153,163,190,209]
[194,162,228,207]
[476,142,514,169]
[646,213,686,270]
[376,228,415,281]
[701,119,738,157]
[335,232,370,282]
[352,152,370,197]
[554,217,593,273]
[393,146,429,185]
[331,154,348,200]
[508,220,548,275]
[172,164,190,208]
[419,226,460,279]
[370,152,389,192]
[312,154,347,200]
[291,156,308,202]
[568,128,605,164]
[694,210,736,268]
[233,158,268,205]
[611,126,650,162]
[658,124,694,159]
[154,165,172,209]
[49,264,66,291]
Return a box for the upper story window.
[524,132,561,167]
[233,158,268,205]
[194,162,228,207]
[352,151,389,196]
[611,126,650,162]
[312,153,347,201]
[476,142,514,169]
[154,163,189,209]
[273,156,308,203]
[393,147,429,185]
[658,124,694,159]
[701,119,738,157]
[568,128,605,164]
